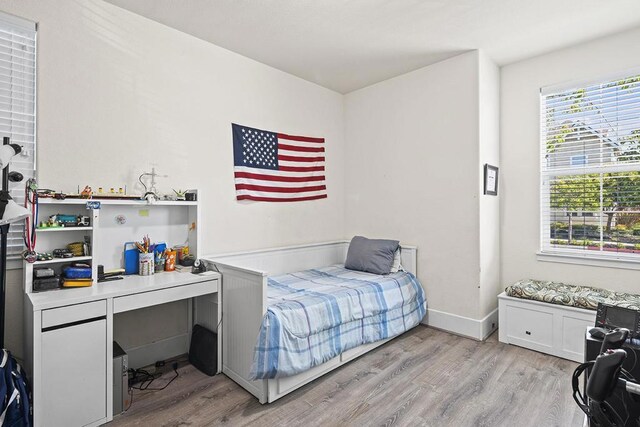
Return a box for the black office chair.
[573,328,640,427]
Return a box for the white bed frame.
[204,240,418,404]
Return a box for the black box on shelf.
[33,276,61,292]
[34,267,55,278]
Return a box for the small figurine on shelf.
[48,214,78,227]
[77,215,90,227]
[38,215,62,229]
[36,252,53,261]
[172,189,186,201]
[80,185,92,198]
[144,191,157,204]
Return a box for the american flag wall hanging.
[232,123,327,202]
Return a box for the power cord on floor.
[125,388,134,412]
[129,362,179,392]
[121,362,180,413]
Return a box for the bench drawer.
[506,305,553,349]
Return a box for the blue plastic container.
[63,266,92,279]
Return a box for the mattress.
[249,265,427,379]
[505,279,640,311]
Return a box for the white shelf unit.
[24,201,98,293]
[24,198,200,293]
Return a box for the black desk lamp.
[0,136,30,348]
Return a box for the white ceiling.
[105,0,640,93]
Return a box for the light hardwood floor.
[110,326,584,427]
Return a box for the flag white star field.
[232,123,327,202]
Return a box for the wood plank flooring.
[109,326,584,427]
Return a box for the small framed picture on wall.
[484,164,499,196]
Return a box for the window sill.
[537,251,640,271]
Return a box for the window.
[540,72,640,264]
[0,13,36,260]
[570,154,587,167]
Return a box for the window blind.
[0,14,36,258]
[540,73,640,260]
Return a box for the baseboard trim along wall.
[423,308,498,341]
[123,333,190,369]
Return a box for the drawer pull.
[525,331,531,335]
[42,316,106,333]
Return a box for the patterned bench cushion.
[505,279,640,311]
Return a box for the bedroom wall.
[0,0,345,359]
[345,50,500,339]
[478,52,501,322]
[501,27,640,294]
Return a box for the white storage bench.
[498,292,595,362]
[499,280,640,362]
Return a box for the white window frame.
[0,13,37,269]
[538,70,640,270]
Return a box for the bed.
[205,240,426,403]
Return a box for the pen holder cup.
[138,252,155,276]
[154,259,165,273]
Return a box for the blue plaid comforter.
[249,265,427,379]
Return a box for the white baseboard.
[480,308,499,340]
[123,333,190,369]
[422,308,498,341]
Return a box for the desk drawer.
[113,279,217,313]
[42,300,107,329]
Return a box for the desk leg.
[31,309,41,427]
[187,298,194,350]
[191,291,222,374]
[217,288,222,374]
[106,300,114,422]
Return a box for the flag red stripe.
[278,154,325,162]
[278,143,325,153]
[237,194,327,202]
[234,172,325,182]
[279,165,325,172]
[235,184,326,193]
[277,133,324,143]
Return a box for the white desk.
[24,270,221,427]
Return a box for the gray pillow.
[345,236,400,275]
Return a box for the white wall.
[0,0,345,358]
[345,51,500,334]
[501,27,640,294]
[478,52,501,320]
[0,0,346,255]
